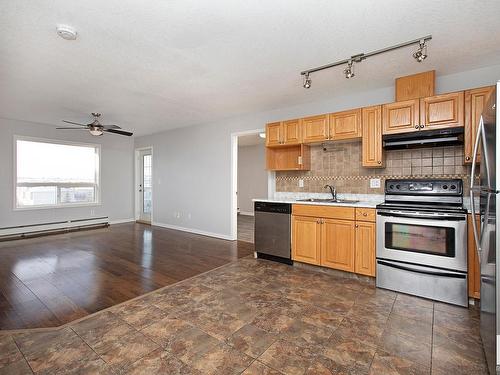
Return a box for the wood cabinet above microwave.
[382,99,420,135]
[420,91,464,131]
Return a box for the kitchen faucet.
[324,185,337,200]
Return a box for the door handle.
[470,117,483,258]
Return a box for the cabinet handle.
[317,219,320,224]
[377,161,382,164]
[414,125,419,129]
[355,224,359,228]
[363,213,367,216]
[465,156,471,161]
[420,124,425,129]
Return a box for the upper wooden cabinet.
[395,70,435,101]
[420,91,464,130]
[266,144,310,171]
[329,109,361,140]
[266,120,301,146]
[292,215,321,265]
[362,105,383,168]
[321,218,355,272]
[382,99,420,135]
[464,86,495,164]
[302,114,329,143]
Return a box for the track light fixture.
[300,35,431,88]
[413,39,428,62]
[343,60,355,79]
[303,72,312,89]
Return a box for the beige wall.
[276,142,470,195]
[238,143,267,214]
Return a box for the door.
[382,99,420,135]
[266,122,282,146]
[420,91,464,131]
[321,218,355,272]
[282,119,301,145]
[329,109,361,140]
[355,221,376,276]
[302,114,329,143]
[138,149,152,223]
[464,86,495,163]
[292,215,321,265]
[362,105,383,167]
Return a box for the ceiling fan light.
[89,127,103,136]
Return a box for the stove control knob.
[389,184,394,190]
[450,185,456,190]
[443,185,448,190]
[396,184,401,190]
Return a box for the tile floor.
[0,258,488,374]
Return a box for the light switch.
[298,179,304,188]
[370,178,381,188]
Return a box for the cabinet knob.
[420,124,425,129]
[465,156,471,161]
[377,161,382,164]
[363,213,367,216]
[414,125,419,129]
[355,224,359,228]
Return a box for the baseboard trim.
[238,211,254,216]
[110,218,136,225]
[152,221,234,241]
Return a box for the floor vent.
[0,217,109,241]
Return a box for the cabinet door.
[302,115,329,143]
[292,215,321,265]
[266,122,282,147]
[467,214,481,299]
[355,221,376,277]
[321,218,355,272]
[464,86,495,164]
[283,119,301,145]
[382,99,420,135]
[361,105,383,168]
[329,109,361,140]
[420,91,464,130]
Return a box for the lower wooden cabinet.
[321,219,355,272]
[467,214,481,299]
[291,206,376,277]
[355,221,376,276]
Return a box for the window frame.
[13,135,102,210]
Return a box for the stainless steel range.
[376,178,468,306]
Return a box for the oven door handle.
[377,212,466,221]
[377,260,466,279]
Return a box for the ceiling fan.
[58,113,133,136]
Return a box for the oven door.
[376,210,467,272]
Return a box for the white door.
[138,149,152,223]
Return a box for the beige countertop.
[253,193,384,209]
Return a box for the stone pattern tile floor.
[0,258,488,374]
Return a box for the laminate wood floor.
[237,214,254,243]
[0,223,254,330]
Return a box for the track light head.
[413,40,428,62]
[303,72,312,89]
[344,60,355,79]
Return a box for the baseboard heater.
[0,217,109,241]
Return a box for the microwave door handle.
[469,118,483,256]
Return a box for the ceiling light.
[56,25,78,40]
[413,39,428,62]
[344,60,355,79]
[89,126,103,136]
[259,132,266,139]
[303,73,312,89]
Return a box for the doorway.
[136,147,153,224]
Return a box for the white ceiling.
[2,0,500,136]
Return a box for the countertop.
[253,193,384,209]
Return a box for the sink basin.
[296,198,359,204]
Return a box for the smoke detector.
[56,25,77,40]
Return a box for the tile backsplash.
[276,141,471,195]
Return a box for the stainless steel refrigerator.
[470,81,499,375]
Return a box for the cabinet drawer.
[355,208,376,222]
[292,204,355,220]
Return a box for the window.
[15,137,100,209]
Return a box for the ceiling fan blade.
[104,128,133,136]
[56,127,87,130]
[62,120,88,126]
[102,124,121,129]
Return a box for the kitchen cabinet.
[292,215,321,265]
[321,218,355,272]
[464,86,495,164]
[302,114,329,143]
[266,144,310,171]
[362,105,384,168]
[329,109,361,140]
[420,91,464,131]
[395,70,435,101]
[467,214,481,299]
[291,205,375,276]
[266,119,301,146]
[382,99,420,135]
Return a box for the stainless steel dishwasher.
[254,201,292,264]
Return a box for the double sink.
[296,198,359,204]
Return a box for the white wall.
[0,117,135,227]
[238,143,267,214]
[134,64,500,239]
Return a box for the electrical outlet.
[370,178,381,189]
[298,179,304,188]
